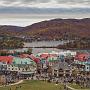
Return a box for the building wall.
[0,75,6,84]
[52,69,72,77]
[85,65,90,72]
[7,65,19,72]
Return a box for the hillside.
[0,18,90,41]
[0,25,23,36]
[57,39,90,50]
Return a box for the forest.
[0,36,24,49]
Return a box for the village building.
[74,53,90,72]
[0,73,6,85]
[52,61,72,77]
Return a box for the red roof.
[33,58,40,63]
[29,54,40,63]
[75,53,89,61]
[0,56,13,64]
[49,54,57,57]
[40,54,49,59]
[19,54,30,58]
[40,54,57,59]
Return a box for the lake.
[9,41,90,54]
[24,40,69,47]
[23,41,90,54]
[15,41,65,54]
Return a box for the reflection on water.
[32,48,90,54]
[8,41,90,54]
[24,41,69,47]
[32,48,60,54]
[13,47,90,54]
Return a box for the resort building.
[0,73,6,85]
[74,53,90,72]
[52,61,72,77]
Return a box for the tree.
[26,48,32,54]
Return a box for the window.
[8,65,10,67]
[8,68,10,70]
[54,70,57,72]
[19,68,20,70]
[12,68,14,70]
[87,67,89,69]
[3,76,5,78]
[25,62,27,64]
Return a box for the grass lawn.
[0,80,64,90]
[68,83,90,90]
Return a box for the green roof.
[13,57,35,65]
[48,57,57,62]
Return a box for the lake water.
[9,41,90,54]
[24,40,69,47]
[14,47,90,54]
[16,41,65,54]
[23,41,90,54]
[12,41,65,54]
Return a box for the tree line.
[0,37,24,49]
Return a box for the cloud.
[0,0,90,8]
[57,0,90,4]
[0,7,90,14]
[0,0,90,15]
[0,0,51,6]
[0,0,90,26]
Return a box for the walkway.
[66,85,90,90]
[0,80,23,87]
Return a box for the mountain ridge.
[0,18,90,40]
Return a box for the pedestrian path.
[0,80,23,87]
[66,85,90,90]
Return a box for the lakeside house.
[0,50,90,84]
[74,53,90,72]
[0,56,13,64]
[0,56,37,83]
[52,61,72,77]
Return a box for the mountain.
[0,18,90,41]
[0,25,23,36]
[24,18,90,40]
[57,39,90,50]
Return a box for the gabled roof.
[0,56,13,64]
[75,53,90,62]
[13,57,34,65]
[40,53,57,59]
[40,54,49,59]
[52,61,71,70]
[28,54,40,63]
[19,54,30,58]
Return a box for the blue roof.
[13,57,35,65]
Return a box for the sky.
[0,0,90,26]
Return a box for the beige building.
[0,74,6,85]
[52,61,72,77]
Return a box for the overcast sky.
[0,0,90,26]
[0,0,90,8]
